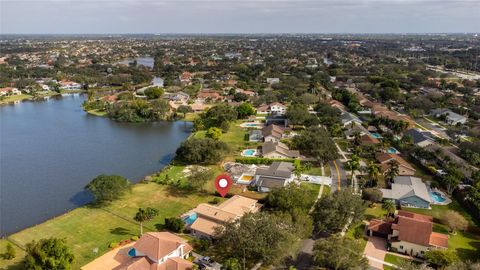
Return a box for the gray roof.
[404,129,434,145]
[341,112,362,125]
[255,161,293,179]
[380,176,431,203]
[257,176,287,189]
[430,108,467,122]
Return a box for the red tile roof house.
[0,87,22,96]
[82,232,193,270]
[367,210,448,258]
[376,153,416,176]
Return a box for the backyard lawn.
[0,94,32,104]
[4,183,218,269]
[365,203,387,220]
[383,253,417,270]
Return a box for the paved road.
[329,159,348,192]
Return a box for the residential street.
[329,159,348,192]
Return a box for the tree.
[236,103,256,119]
[223,258,242,270]
[85,175,131,205]
[293,127,339,163]
[144,86,164,99]
[385,160,399,183]
[362,188,383,204]
[134,207,159,235]
[442,210,468,233]
[286,104,310,127]
[177,105,193,118]
[24,238,74,270]
[199,105,238,132]
[424,250,457,269]
[312,190,367,233]
[292,159,306,180]
[187,166,214,192]
[365,161,381,187]
[266,183,316,213]
[164,217,185,233]
[175,138,229,164]
[313,235,368,270]
[215,212,304,266]
[346,154,360,187]
[3,243,16,260]
[205,127,223,141]
[382,200,396,216]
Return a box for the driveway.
[364,236,388,270]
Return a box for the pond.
[0,95,192,236]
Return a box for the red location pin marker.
[215,174,232,197]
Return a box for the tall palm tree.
[134,207,159,235]
[382,200,396,217]
[385,159,400,184]
[346,154,360,188]
[366,162,381,187]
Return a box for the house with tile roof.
[83,232,193,270]
[367,210,448,258]
[380,176,431,208]
[186,195,260,239]
[376,153,416,176]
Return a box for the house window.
[399,245,404,250]
[420,251,424,254]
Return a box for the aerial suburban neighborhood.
[1,1,480,270]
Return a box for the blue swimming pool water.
[430,191,446,203]
[183,213,197,225]
[371,133,383,139]
[245,123,260,127]
[387,147,399,154]
[128,248,136,257]
[244,149,256,156]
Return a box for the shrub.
[130,236,139,241]
[109,242,119,249]
[192,238,210,252]
[4,243,16,260]
[176,138,229,164]
[210,197,221,204]
[164,217,185,233]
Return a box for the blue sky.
[1,0,479,34]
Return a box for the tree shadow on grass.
[110,227,132,236]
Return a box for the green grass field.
[383,253,416,270]
[0,94,32,104]
[2,183,218,269]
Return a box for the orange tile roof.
[133,232,191,261]
[429,232,449,248]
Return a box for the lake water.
[0,95,192,236]
[117,56,154,69]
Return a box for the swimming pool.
[183,213,198,225]
[430,191,446,203]
[242,149,257,156]
[387,147,399,154]
[371,133,383,139]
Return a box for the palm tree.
[366,162,381,187]
[134,207,159,235]
[346,154,360,188]
[385,159,400,184]
[382,200,396,217]
[293,159,305,180]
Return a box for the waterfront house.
[59,80,82,91]
[367,211,448,258]
[254,162,295,192]
[0,87,21,96]
[261,141,300,159]
[376,153,416,176]
[380,176,431,208]
[82,232,193,270]
[186,195,260,239]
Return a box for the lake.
[117,56,155,69]
[0,95,192,236]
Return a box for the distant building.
[341,112,363,127]
[59,80,81,91]
[0,87,21,96]
[266,78,280,84]
[430,108,468,125]
[403,129,435,148]
[261,124,284,142]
